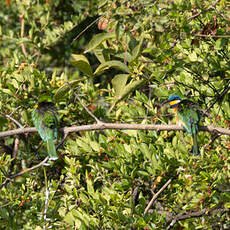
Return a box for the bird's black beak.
[161,99,170,107]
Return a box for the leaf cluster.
[0,0,230,229]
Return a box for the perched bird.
[32,97,59,160]
[166,94,200,155]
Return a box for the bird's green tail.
[47,140,58,160]
[191,133,200,155]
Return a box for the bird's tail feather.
[191,133,200,155]
[47,140,58,160]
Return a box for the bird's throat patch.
[169,99,180,107]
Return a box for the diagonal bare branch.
[144,177,173,216]
[0,157,49,189]
[65,81,102,124]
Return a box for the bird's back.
[32,102,58,141]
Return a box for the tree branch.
[1,113,25,160]
[0,124,230,138]
[0,157,49,189]
[65,81,102,123]
[144,177,173,216]
[194,34,230,38]
[20,13,28,56]
[188,0,221,20]
[4,114,24,128]
[166,207,226,229]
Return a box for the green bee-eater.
[166,94,200,155]
[32,97,59,160]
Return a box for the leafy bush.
[0,0,230,229]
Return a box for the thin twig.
[1,114,23,128]
[71,17,100,45]
[0,124,230,138]
[166,207,226,229]
[194,34,230,38]
[43,168,60,229]
[2,114,24,159]
[12,138,20,158]
[206,85,230,112]
[204,133,220,151]
[56,132,68,150]
[4,114,25,159]
[0,157,49,189]
[20,13,27,56]
[65,81,102,123]
[144,177,173,216]
[188,0,221,20]
[43,167,48,230]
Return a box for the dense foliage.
[0,0,230,229]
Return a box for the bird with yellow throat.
[166,94,200,155]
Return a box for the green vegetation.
[0,0,230,229]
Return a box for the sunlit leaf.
[54,79,82,102]
[94,60,130,75]
[109,78,147,111]
[70,54,93,77]
[85,32,115,53]
[112,74,129,98]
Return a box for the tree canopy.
[0,0,230,229]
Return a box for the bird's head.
[167,94,181,108]
[34,92,54,109]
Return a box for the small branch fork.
[166,207,226,229]
[65,81,102,124]
[144,177,173,216]
[142,176,227,229]
[4,114,24,158]
[188,0,221,20]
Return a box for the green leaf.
[85,32,115,53]
[89,141,100,152]
[109,78,147,111]
[76,138,92,152]
[54,79,82,102]
[70,54,93,77]
[121,130,138,138]
[87,178,95,195]
[94,60,130,75]
[112,74,129,98]
[64,211,75,225]
[140,143,151,160]
[188,51,197,62]
[130,36,143,63]
[93,47,107,63]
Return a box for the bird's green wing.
[180,99,209,118]
[177,103,199,135]
[32,104,59,160]
[32,108,44,138]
